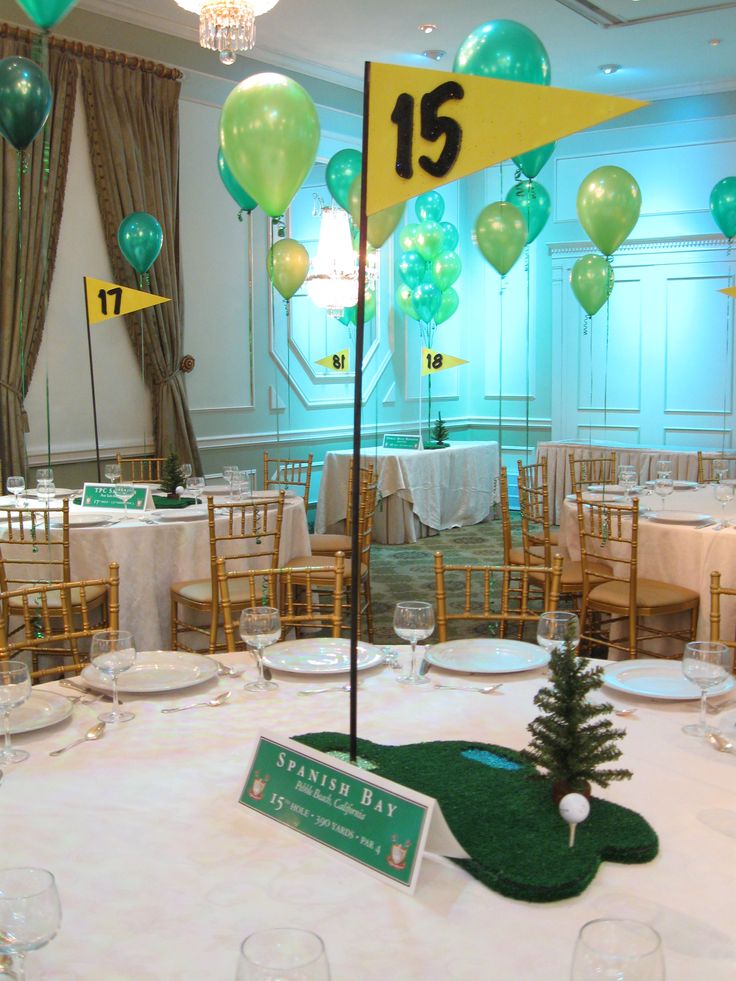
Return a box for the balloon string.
[723,302,730,455]
[17,151,26,410]
[498,277,505,457]
[285,297,292,444]
[588,313,594,448]
[36,32,52,469]
[246,211,255,408]
[268,222,281,453]
[137,273,148,454]
[524,245,530,464]
[603,275,611,436]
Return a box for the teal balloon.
[398,251,427,290]
[431,250,462,291]
[396,283,418,320]
[399,223,420,252]
[412,282,442,324]
[435,287,459,325]
[117,212,163,275]
[0,57,52,152]
[440,221,459,251]
[710,177,736,240]
[513,142,555,180]
[415,220,444,261]
[217,148,257,214]
[505,180,551,244]
[454,20,551,86]
[15,0,76,29]
[326,148,362,212]
[415,191,445,223]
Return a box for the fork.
[432,683,503,694]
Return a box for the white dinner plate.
[602,659,735,701]
[51,513,112,528]
[645,511,713,525]
[425,638,550,674]
[263,638,384,674]
[25,488,75,498]
[81,650,219,692]
[587,484,627,494]
[581,492,627,503]
[151,509,208,522]
[644,480,698,490]
[9,691,72,734]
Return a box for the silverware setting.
[432,683,504,694]
[161,690,231,713]
[298,684,360,695]
[55,691,97,705]
[59,680,113,702]
[49,721,106,756]
[708,731,734,754]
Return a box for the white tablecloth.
[4,651,735,979]
[315,442,500,545]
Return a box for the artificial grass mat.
[295,732,658,903]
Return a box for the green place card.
[242,733,458,892]
[81,483,151,510]
[382,434,422,450]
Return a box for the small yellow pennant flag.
[720,287,736,298]
[316,349,350,373]
[422,348,469,376]
[84,277,171,325]
[366,63,647,215]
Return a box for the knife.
[59,679,113,701]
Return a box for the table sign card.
[241,732,467,893]
[382,434,422,451]
[81,483,152,511]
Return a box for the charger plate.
[81,650,218,692]
[263,638,383,674]
[645,511,712,525]
[602,659,735,701]
[426,638,549,674]
[9,691,72,734]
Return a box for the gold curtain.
[80,54,202,471]
[0,27,77,481]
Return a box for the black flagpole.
[82,278,102,481]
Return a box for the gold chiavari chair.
[433,552,563,643]
[170,492,285,654]
[116,454,166,483]
[568,451,617,493]
[308,463,375,558]
[0,562,119,682]
[709,571,736,671]
[499,466,523,566]
[263,452,313,504]
[697,452,736,483]
[217,552,346,650]
[576,494,699,659]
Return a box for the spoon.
[432,683,504,694]
[49,721,106,756]
[298,684,358,695]
[161,691,231,713]
[212,658,245,678]
[708,731,734,754]
[614,708,638,718]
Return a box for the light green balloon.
[267,238,309,300]
[396,283,418,320]
[505,179,550,244]
[431,250,462,291]
[415,221,445,261]
[399,223,420,252]
[576,166,641,257]
[474,201,527,276]
[570,254,614,317]
[348,176,405,249]
[435,287,459,325]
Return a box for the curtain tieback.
[159,368,181,386]
[0,380,22,402]
[0,381,30,432]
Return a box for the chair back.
[0,562,120,681]
[116,454,165,483]
[575,493,637,607]
[697,452,736,483]
[568,451,617,492]
[709,571,736,669]
[433,552,562,643]
[345,462,375,535]
[263,453,313,503]
[498,466,513,565]
[207,493,286,590]
[0,500,71,592]
[517,459,552,566]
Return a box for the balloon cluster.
[710,177,736,242]
[396,191,461,330]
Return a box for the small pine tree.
[431,413,449,447]
[523,637,632,794]
[160,450,184,496]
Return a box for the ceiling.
[79,0,736,99]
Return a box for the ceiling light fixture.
[422,49,446,61]
[709,38,722,46]
[175,0,279,64]
[599,63,621,75]
[306,204,360,316]
[418,23,437,34]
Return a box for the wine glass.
[619,465,638,502]
[0,867,61,981]
[6,476,25,506]
[681,640,732,737]
[232,470,251,501]
[223,466,237,500]
[0,660,31,765]
[237,928,330,981]
[713,480,734,530]
[394,601,434,686]
[537,611,580,654]
[713,462,730,484]
[36,468,53,482]
[655,459,671,478]
[186,476,205,505]
[35,479,55,510]
[571,918,665,980]
[653,476,673,511]
[90,630,136,723]
[113,483,136,516]
[104,462,121,484]
[239,607,280,692]
[180,463,193,481]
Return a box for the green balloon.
[412,282,442,324]
[220,73,320,219]
[710,177,736,240]
[454,19,551,85]
[505,180,550,244]
[15,0,76,29]
[415,220,444,261]
[217,148,258,214]
[117,212,163,275]
[415,191,444,223]
[431,250,462,291]
[576,166,641,257]
[0,57,52,152]
[513,142,555,180]
[435,287,459,325]
[399,223,420,252]
[341,287,376,326]
[348,176,404,249]
[267,238,309,301]
[396,283,418,320]
[440,221,459,251]
[399,251,427,290]
[474,201,527,276]
[570,254,614,317]
[326,148,362,212]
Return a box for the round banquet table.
[3,650,735,980]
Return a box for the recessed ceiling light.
[418,23,437,34]
[599,63,621,76]
[709,38,722,46]
[422,49,446,61]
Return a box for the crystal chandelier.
[175,0,279,64]
[306,206,360,316]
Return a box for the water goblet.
[571,918,665,980]
[0,660,31,765]
[240,607,280,692]
[655,458,671,478]
[0,867,61,981]
[394,601,434,686]
[713,480,734,530]
[113,483,136,516]
[104,462,121,484]
[35,479,55,511]
[36,468,53,482]
[619,465,638,501]
[681,640,732,737]
[713,462,730,485]
[186,476,205,505]
[537,611,580,654]
[223,466,237,499]
[237,928,330,981]
[90,630,136,723]
[653,475,673,511]
[180,463,193,481]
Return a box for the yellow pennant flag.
[316,349,350,373]
[84,277,171,325]
[422,348,468,376]
[366,63,647,215]
[720,287,736,298]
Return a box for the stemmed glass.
[537,611,580,654]
[6,476,25,506]
[36,468,53,482]
[394,601,434,686]
[223,465,237,500]
[713,481,734,530]
[113,483,136,516]
[104,462,121,484]
[180,463,193,481]
[36,479,55,510]
[232,470,250,501]
[237,928,330,980]
[655,459,671,477]
[0,660,31,765]
[0,868,61,981]
[239,607,280,692]
[619,465,638,502]
[653,475,673,512]
[571,918,665,980]
[90,630,136,723]
[681,640,732,737]
[186,476,205,505]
